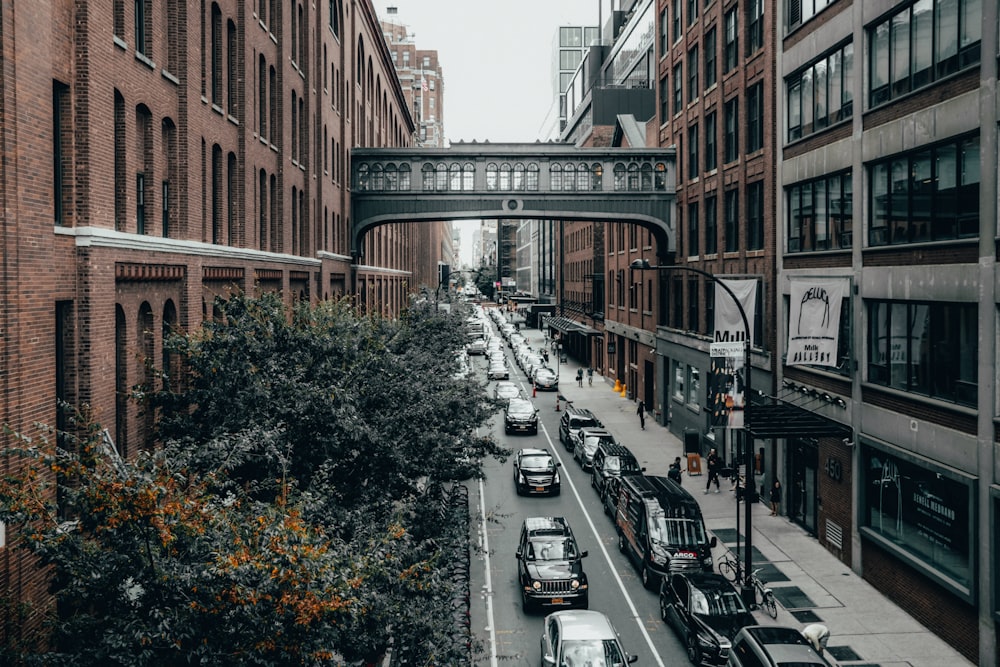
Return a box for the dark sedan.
[513,448,561,496]
[504,398,539,435]
[659,571,756,666]
[516,516,588,612]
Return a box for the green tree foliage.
[1,295,509,665]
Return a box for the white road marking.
[477,476,499,667]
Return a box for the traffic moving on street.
[462,305,761,667]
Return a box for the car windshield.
[559,639,626,667]
[650,517,708,547]
[509,400,534,414]
[691,585,748,616]
[528,537,577,560]
[520,455,555,471]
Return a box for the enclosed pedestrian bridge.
[350,142,676,261]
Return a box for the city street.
[464,324,687,667]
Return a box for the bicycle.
[717,555,778,619]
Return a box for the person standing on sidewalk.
[587,367,593,386]
[769,479,782,516]
[636,400,646,430]
[705,448,722,493]
[576,368,584,387]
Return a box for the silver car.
[540,610,637,667]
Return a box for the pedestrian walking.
[769,479,782,516]
[577,368,584,387]
[586,367,594,386]
[705,448,722,493]
[636,400,646,430]
[668,457,683,484]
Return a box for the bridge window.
[435,162,447,191]
[422,163,434,190]
[527,163,539,190]
[655,163,668,190]
[576,164,590,191]
[486,162,499,190]
[399,163,411,190]
[372,163,384,190]
[499,163,512,190]
[462,162,474,190]
[513,163,525,190]
[628,163,640,190]
[384,163,398,191]
[591,163,603,191]
[563,164,577,191]
[357,163,370,190]
[551,164,563,191]
[614,163,627,191]
[449,163,462,190]
[641,163,653,191]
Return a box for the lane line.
[477,476,499,667]
[537,420,666,667]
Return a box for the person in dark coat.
[668,457,683,484]
[770,479,783,516]
[705,448,722,494]
[636,400,646,429]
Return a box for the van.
[615,474,716,589]
[558,405,602,449]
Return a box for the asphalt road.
[465,340,689,667]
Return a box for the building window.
[705,28,717,89]
[747,181,764,250]
[860,445,973,598]
[561,26,583,47]
[788,171,852,252]
[560,49,582,70]
[747,82,763,153]
[705,111,717,171]
[673,360,686,401]
[724,97,739,163]
[136,172,146,234]
[867,299,977,405]
[227,20,237,113]
[688,46,699,102]
[869,0,981,108]
[673,63,683,115]
[211,4,222,105]
[787,42,854,141]
[687,366,701,406]
[747,0,763,54]
[53,81,70,226]
[672,0,682,43]
[162,181,170,237]
[135,0,151,57]
[660,8,669,56]
[672,276,683,326]
[688,124,699,180]
[688,278,699,332]
[868,134,979,246]
[660,74,670,121]
[688,0,698,25]
[786,0,835,31]
[724,188,739,252]
[704,194,718,255]
[688,201,700,256]
[724,8,738,73]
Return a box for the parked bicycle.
[717,554,778,619]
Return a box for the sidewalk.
[516,323,972,667]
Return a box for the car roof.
[508,398,534,409]
[580,428,614,438]
[598,443,635,457]
[523,516,571,536]
[550,610,618,641]
[677,572,738,591]
[519,448,551,457]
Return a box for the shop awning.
[545,316,602,337]
[747,397,852,440]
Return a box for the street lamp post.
[630,258,756,607]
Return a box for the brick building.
[0,0,433,643]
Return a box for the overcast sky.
[373,0,603,144]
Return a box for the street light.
[630,258,756,607]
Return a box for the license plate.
[535,486,545,492]
[551,598,564,605]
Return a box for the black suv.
[515,516,589,612]
[659,572,755,666]
[504,397,539,435]
[513,448,562,496]
[591,442,644,512]
[558,405,602,449]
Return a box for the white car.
[540,610,637,667]
[488,361,510,381]
[494,380,522,400]
[532,366,559,391]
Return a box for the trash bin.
[559,353,567,363]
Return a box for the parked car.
[532,366,559,391]
[513,448,561,496]
[505,398,539,435]
[494,380,522,401]
[571,428,616,470]
[466,339,487,355]
[728,625,834,667]
[488,361,510,381]
[558,405,603,449]
[659,572,755,666]
[540,610,638,667]
[591,442,645,512]
[516,516,589,612]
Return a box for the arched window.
[357,163,370,190]
[486,163,499,190]
[399,163,411,190]
[371,163,385,190]
[527,163,540,191]
[384,163,398,191]
[499,163,512,190]
[576,163,590,190]
[512,163,525,191]
[627,163,640,190]
[614,163,627,191]
[591,163,604,191]
[422,162,434,190]
[462,162,475,190]
[641,163,653,191]
[551,163,564,191]
[435,163,448,191]
[449,163,462,191]
[655,162,668,190]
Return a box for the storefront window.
[687,366,701,407]
[673,360,686,401]
[861,444,973,598]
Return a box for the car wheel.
[642,563,655,590]
[521,592,532,614]
[686,633,702,665]
[659,595,670,622]
[618,532,626,553]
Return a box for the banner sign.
[708,279,757,430]
[786,279,847,367]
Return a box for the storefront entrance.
[788,438,819,536]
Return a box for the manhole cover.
[826,645,864,661]
[770,585,815,609]
[791,609,822,623]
